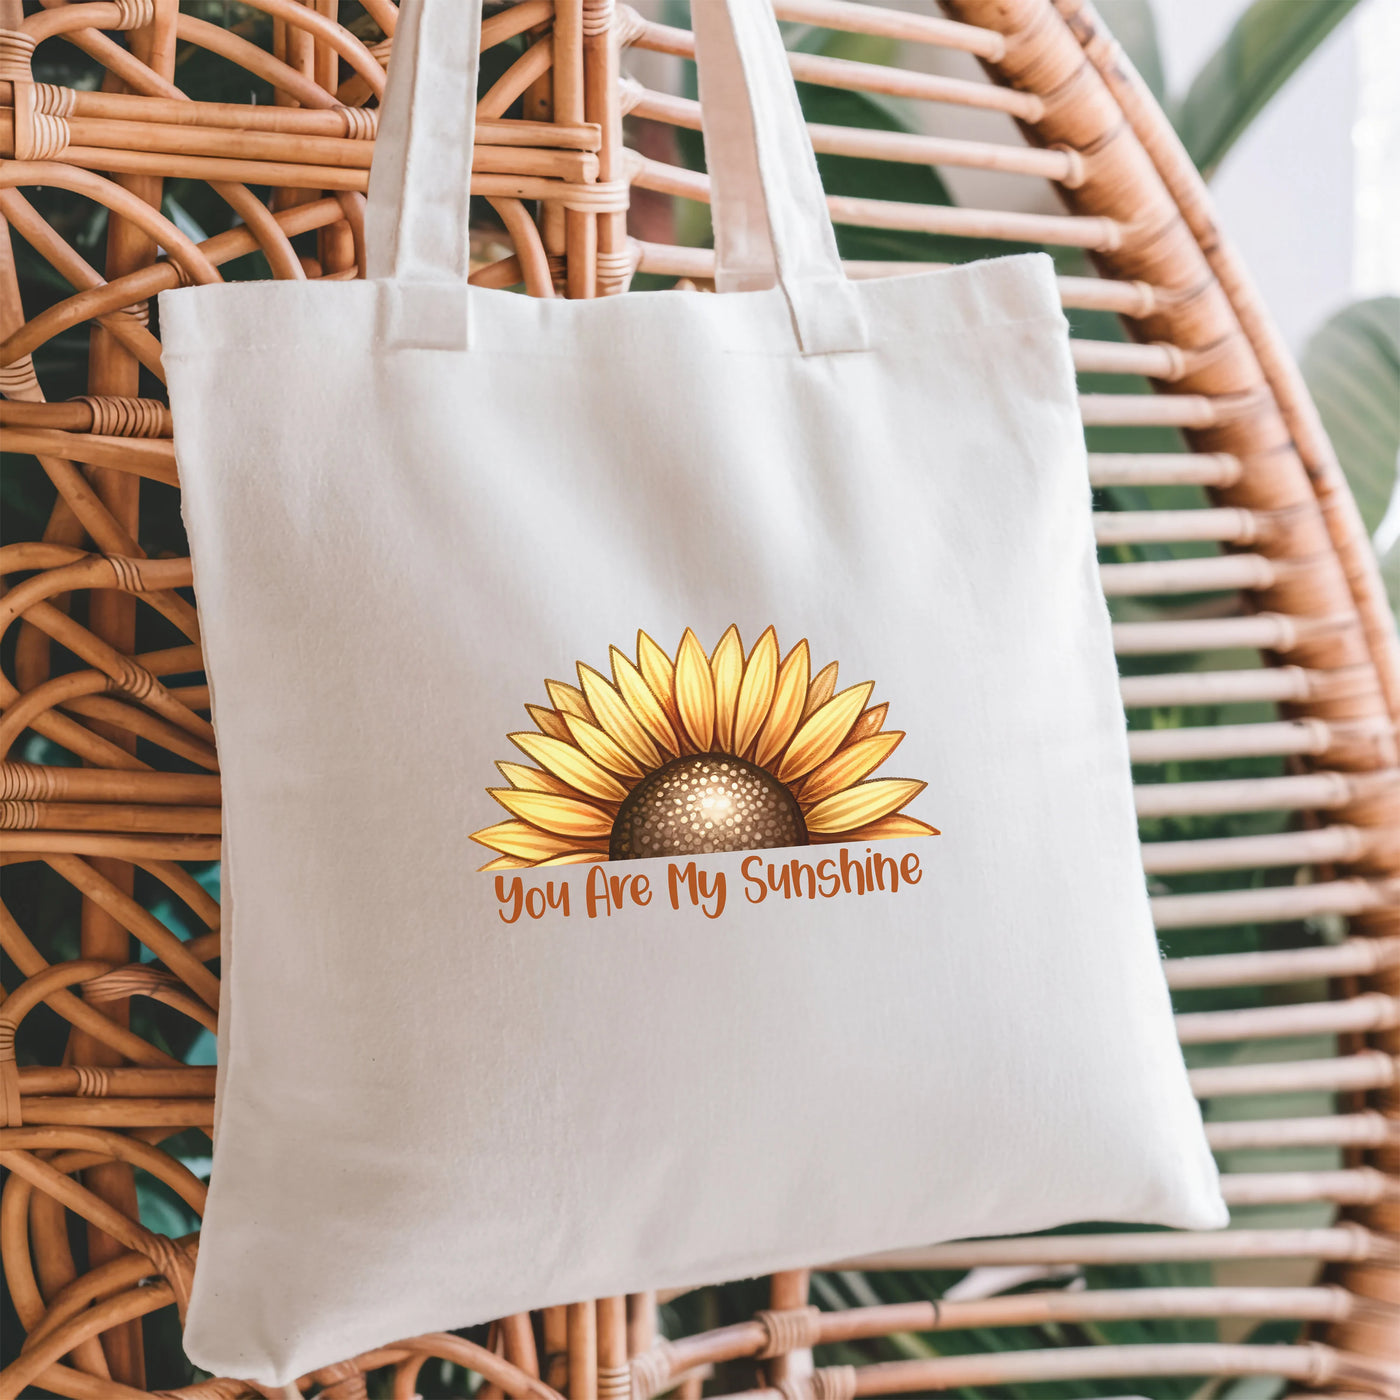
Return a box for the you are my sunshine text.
[494,845,923,923]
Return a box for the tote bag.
[161,0,1225,1383]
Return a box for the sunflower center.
[610,753,807,861]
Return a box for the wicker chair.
[0,0,1397,1396]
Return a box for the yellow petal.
[469,820,591,861]
[637,629,682,734]
[842,702,888,749]
[489,789,615,839]
[564,711,644,778]
[733,626,779,758]
[578,663,662,769]
[480,854,531,871]
[804,660,840,720]
[674,627,715,751]
[496,761,577,796]
[611,645,680,754]
[798,731,904,806]
[804,778,927,834]
[545,679,594,723]
[753,639,809,770]
[777,681,874,782]
[710,625,744,754]
[509,731,629,801]
[526,703,572,744]
[838,814,941,842]
[537,850,609,866]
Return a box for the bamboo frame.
[1,0,1396,1396]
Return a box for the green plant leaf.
[786,22,899,70]
[1300,298,1400,603]
[1380,539,1400,617]
[1210,1369,1289,1400]
[1172,0,1361,177]
[163,192,209,245]
[1096,0,1166,102]
[135,1171,200,1239]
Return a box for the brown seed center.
[610,754,807,861]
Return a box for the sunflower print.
[470,627,940,870]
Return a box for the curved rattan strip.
[621,81,1080,182]
[773,0,1006,61]
[1054,0,1400,723]
[617,7,1042,121]
[937,0,1397,755]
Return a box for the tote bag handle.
[365,0,867,356]
[691,1,866,353]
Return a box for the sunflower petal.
[611,646,680,754]
[469,819,592,861]
[674,627,715,751]
[496,761,577,796]
[710,625,744,753]
[777,681,874,782]
[509,731,630,801]
[564,712,645,778]
[489,789,615,839]
[578,663,662,769]
[842,702,888,749]
[798,731,904,806]
[637,629,682,733]
[804,778,927,834]
[545,679,594,723]
[537,850,609,866]
[526,703,572,743]
[753,639,809,769]
[733,626,779,758]
[804,660,840,720]
[836,813,940,842]
[480,854,531,871]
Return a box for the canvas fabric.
[160,0,1226,1383]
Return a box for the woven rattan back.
[0,1,1396,1397]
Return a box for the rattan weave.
[0,1,1397,1397]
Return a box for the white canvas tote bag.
[160,0,1225,1382]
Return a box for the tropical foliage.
[1301,295,1400,614]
